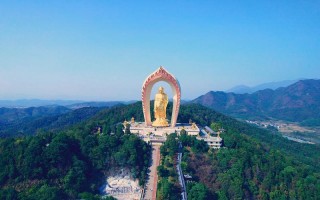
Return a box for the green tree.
[187,182,209,200]
[27,184,64,200]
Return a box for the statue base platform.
[124,121,222,148]
[127,122,199,144]
[129,122,200,137]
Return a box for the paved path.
[177,142,187,200]
[144,145,160,200]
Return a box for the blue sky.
[0,1,319,100]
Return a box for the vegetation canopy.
[0,102,319,199]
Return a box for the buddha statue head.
[158,86,164,94]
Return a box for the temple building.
[199,126,223,149]
[124,66,222,149]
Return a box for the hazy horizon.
[0,78,318,102]
[1,1,319,101]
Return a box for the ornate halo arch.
[142,66,181,127]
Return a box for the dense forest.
[156,132,181,200]
[181,131,320,199]
[179,104,320,170]
[156,131,211,200]
[157,103,320,199]
[0,104,150,199]
[0,102,319,199]
[179,104,320,199]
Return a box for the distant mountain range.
[0,99,84,108]
[66,101,129,109]
[192,79,320,122]
[226,79,301,94]
[0,99,136,108]
[0,106,71,124]
[1,79,319,123]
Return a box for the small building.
[198,127,223,149]
[200,136,223,149]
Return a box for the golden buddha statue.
[152,86,169,127]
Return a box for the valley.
[245,119,320,144]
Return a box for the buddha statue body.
[152,86,169,127]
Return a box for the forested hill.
[176,103,320,199]
[0,103,150,199]
[0,107,104,138]
[192,79,320,121]
[0,102,319,199]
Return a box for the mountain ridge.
[226,79,303,94]
[192,79,320,121]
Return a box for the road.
[143,145,160,200]
[177,142,187,200]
